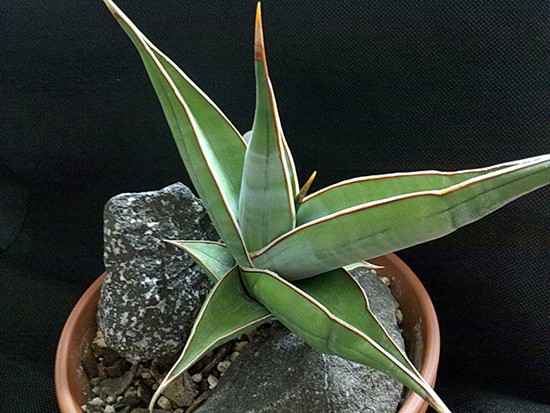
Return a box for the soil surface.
[82,327,260,413]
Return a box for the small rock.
[105,406,116,413]
[102,347,122,366]
[157,396,172,410]
[97,362,108,379]
[216,361,231,373]
[89,397,104,406]
[174,409,184,413]
[164,371,198,407]
[118,395,142,408]
[380,276,391,286]
[106,395,117,404]
[84,405,104,413]
[124,387,138,398]
[396,308,403,323]
[105,358,131,378]
[100,366,137,396]
[131,409,168,413]
[92,331,108,349]
[81,405,87,412]
[229,352,240,362]
[207,375,218,389]
[90,377,102,386]
[94,337,107,349]
[190,373,203,383]
[233,342,248,352]
[82,347,99,378]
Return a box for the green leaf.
[296,267,421,378]
[103,0,251,266]
[238,4,296,252]
[298,156,548,224]
[240,266,450,413]
[150,266,272,410]
[164,240,235,282]
[253,155,550,279]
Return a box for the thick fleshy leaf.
[298,155,549,224]
[238,4,296,251]
[240,267,450,413]
[296,267,421,378]
[104,0,251,266]
[151,266,272,410]
[253,155,550,279]
[164,240,235,282]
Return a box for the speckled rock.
[98,183,218,360]
[196,270,405,413]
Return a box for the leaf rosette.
[103,1,550,412]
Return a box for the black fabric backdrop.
[1,1,549,412]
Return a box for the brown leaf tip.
[254,2,266,62]
[296,171,318,204]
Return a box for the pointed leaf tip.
[255,2,266,63]
[296,171,318,204]
[103,0,119,17]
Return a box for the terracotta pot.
[55,253,440,413]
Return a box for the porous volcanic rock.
[195,270,405,413]
[98,183,217,360]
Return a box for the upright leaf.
[103,0,251,266]
[238,3,296,251]
[240,267,450,413]
[164,240,235,282]
[151,266,272,410]
[253,155,550,279]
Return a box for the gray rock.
[100,366,137,397]
[98,183,218,360]
[164,371,198,407]
[196,270,405,413]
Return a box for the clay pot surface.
[55,253,440,413]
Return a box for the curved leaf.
[296,268,421,379]
[103,0,251,266]
[298,155,549,224]
[238,3,296,251]
[164,240,235,282]
[240,266,450,413]
[253,155,550,279]
[151,266,272,410]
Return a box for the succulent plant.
[103,1,549,412]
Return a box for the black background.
[1,1,549,412]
